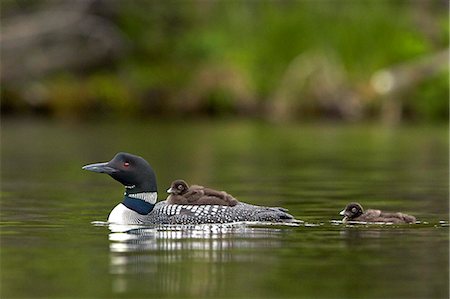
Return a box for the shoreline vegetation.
[1,1,448,123]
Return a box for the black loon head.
[166,179,189,195]
[340,202,364,220]
[82,152,157,194]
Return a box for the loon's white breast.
[108,203,146,224]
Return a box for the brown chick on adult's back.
[166,179,238,206]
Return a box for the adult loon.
[340,202,416,224]
[83,152,299,225]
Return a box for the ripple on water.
[330,219,449,228]
[92,219,449,256]
[96,221,298,251]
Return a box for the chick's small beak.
[167,187,174,194]
[339,209,346,216]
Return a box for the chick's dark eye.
[178,185,183,190]
[124,162,130,167]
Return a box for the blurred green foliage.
[1,0,448,122]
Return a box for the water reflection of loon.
[107,223,293,294]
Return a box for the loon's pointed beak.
[339,209,346,216]
[166,187,174,194]
[82,162,118,174]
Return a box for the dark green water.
[1,118,448,298]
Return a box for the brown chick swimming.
[340,202,416,224]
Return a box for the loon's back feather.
[143,201,297,225]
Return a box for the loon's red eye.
[124,162,130,167]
